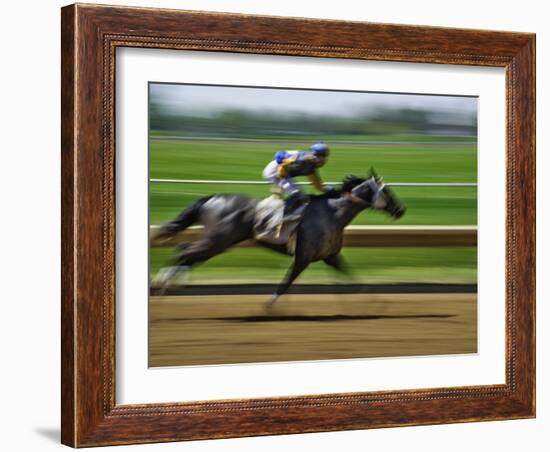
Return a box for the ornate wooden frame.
[61,3,535,447]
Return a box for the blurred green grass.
[150,140,477,183]
[150,247,477,284]
[149,137,477,284]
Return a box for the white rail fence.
[150,178,476,188]
[149,178,476,247]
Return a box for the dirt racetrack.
[149,293,476,367]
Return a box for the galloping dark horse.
[152,170,405,304]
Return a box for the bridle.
[347,177,384,206]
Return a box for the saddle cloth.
[253,195,302,254]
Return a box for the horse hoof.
[152,265,190,290]
[266,294,280,308]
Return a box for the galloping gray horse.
[153,171,405,304]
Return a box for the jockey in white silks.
[262,143,333,221]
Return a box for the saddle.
[253,195,305,254]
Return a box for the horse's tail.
[152,196,213,243]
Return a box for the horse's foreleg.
[268,257,310,306]
[323,253,352,277]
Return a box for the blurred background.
[149,83,477,286]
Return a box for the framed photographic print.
[61,3,535,447]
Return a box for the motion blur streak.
[148,83,478,366]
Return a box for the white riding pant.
[262,160,301,196]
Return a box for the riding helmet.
[310,142,330,157]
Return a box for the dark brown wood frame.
[61,3,535,447]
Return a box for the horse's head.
[341,169,406,219]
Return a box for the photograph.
[148,83,478,367]
[55,2,536,447]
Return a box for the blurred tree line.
[150,101,477,138]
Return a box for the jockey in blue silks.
[262,143,332,221]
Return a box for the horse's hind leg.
[153,236,233,292]
[175,236,232,268]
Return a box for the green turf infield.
[149,138,477,225]
[149,137,477,284]
[150,246,477,285]
[150,139,476,183]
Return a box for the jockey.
[262,143,332,221]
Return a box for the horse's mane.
[311,175,367,200]
[341,175,367,192]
